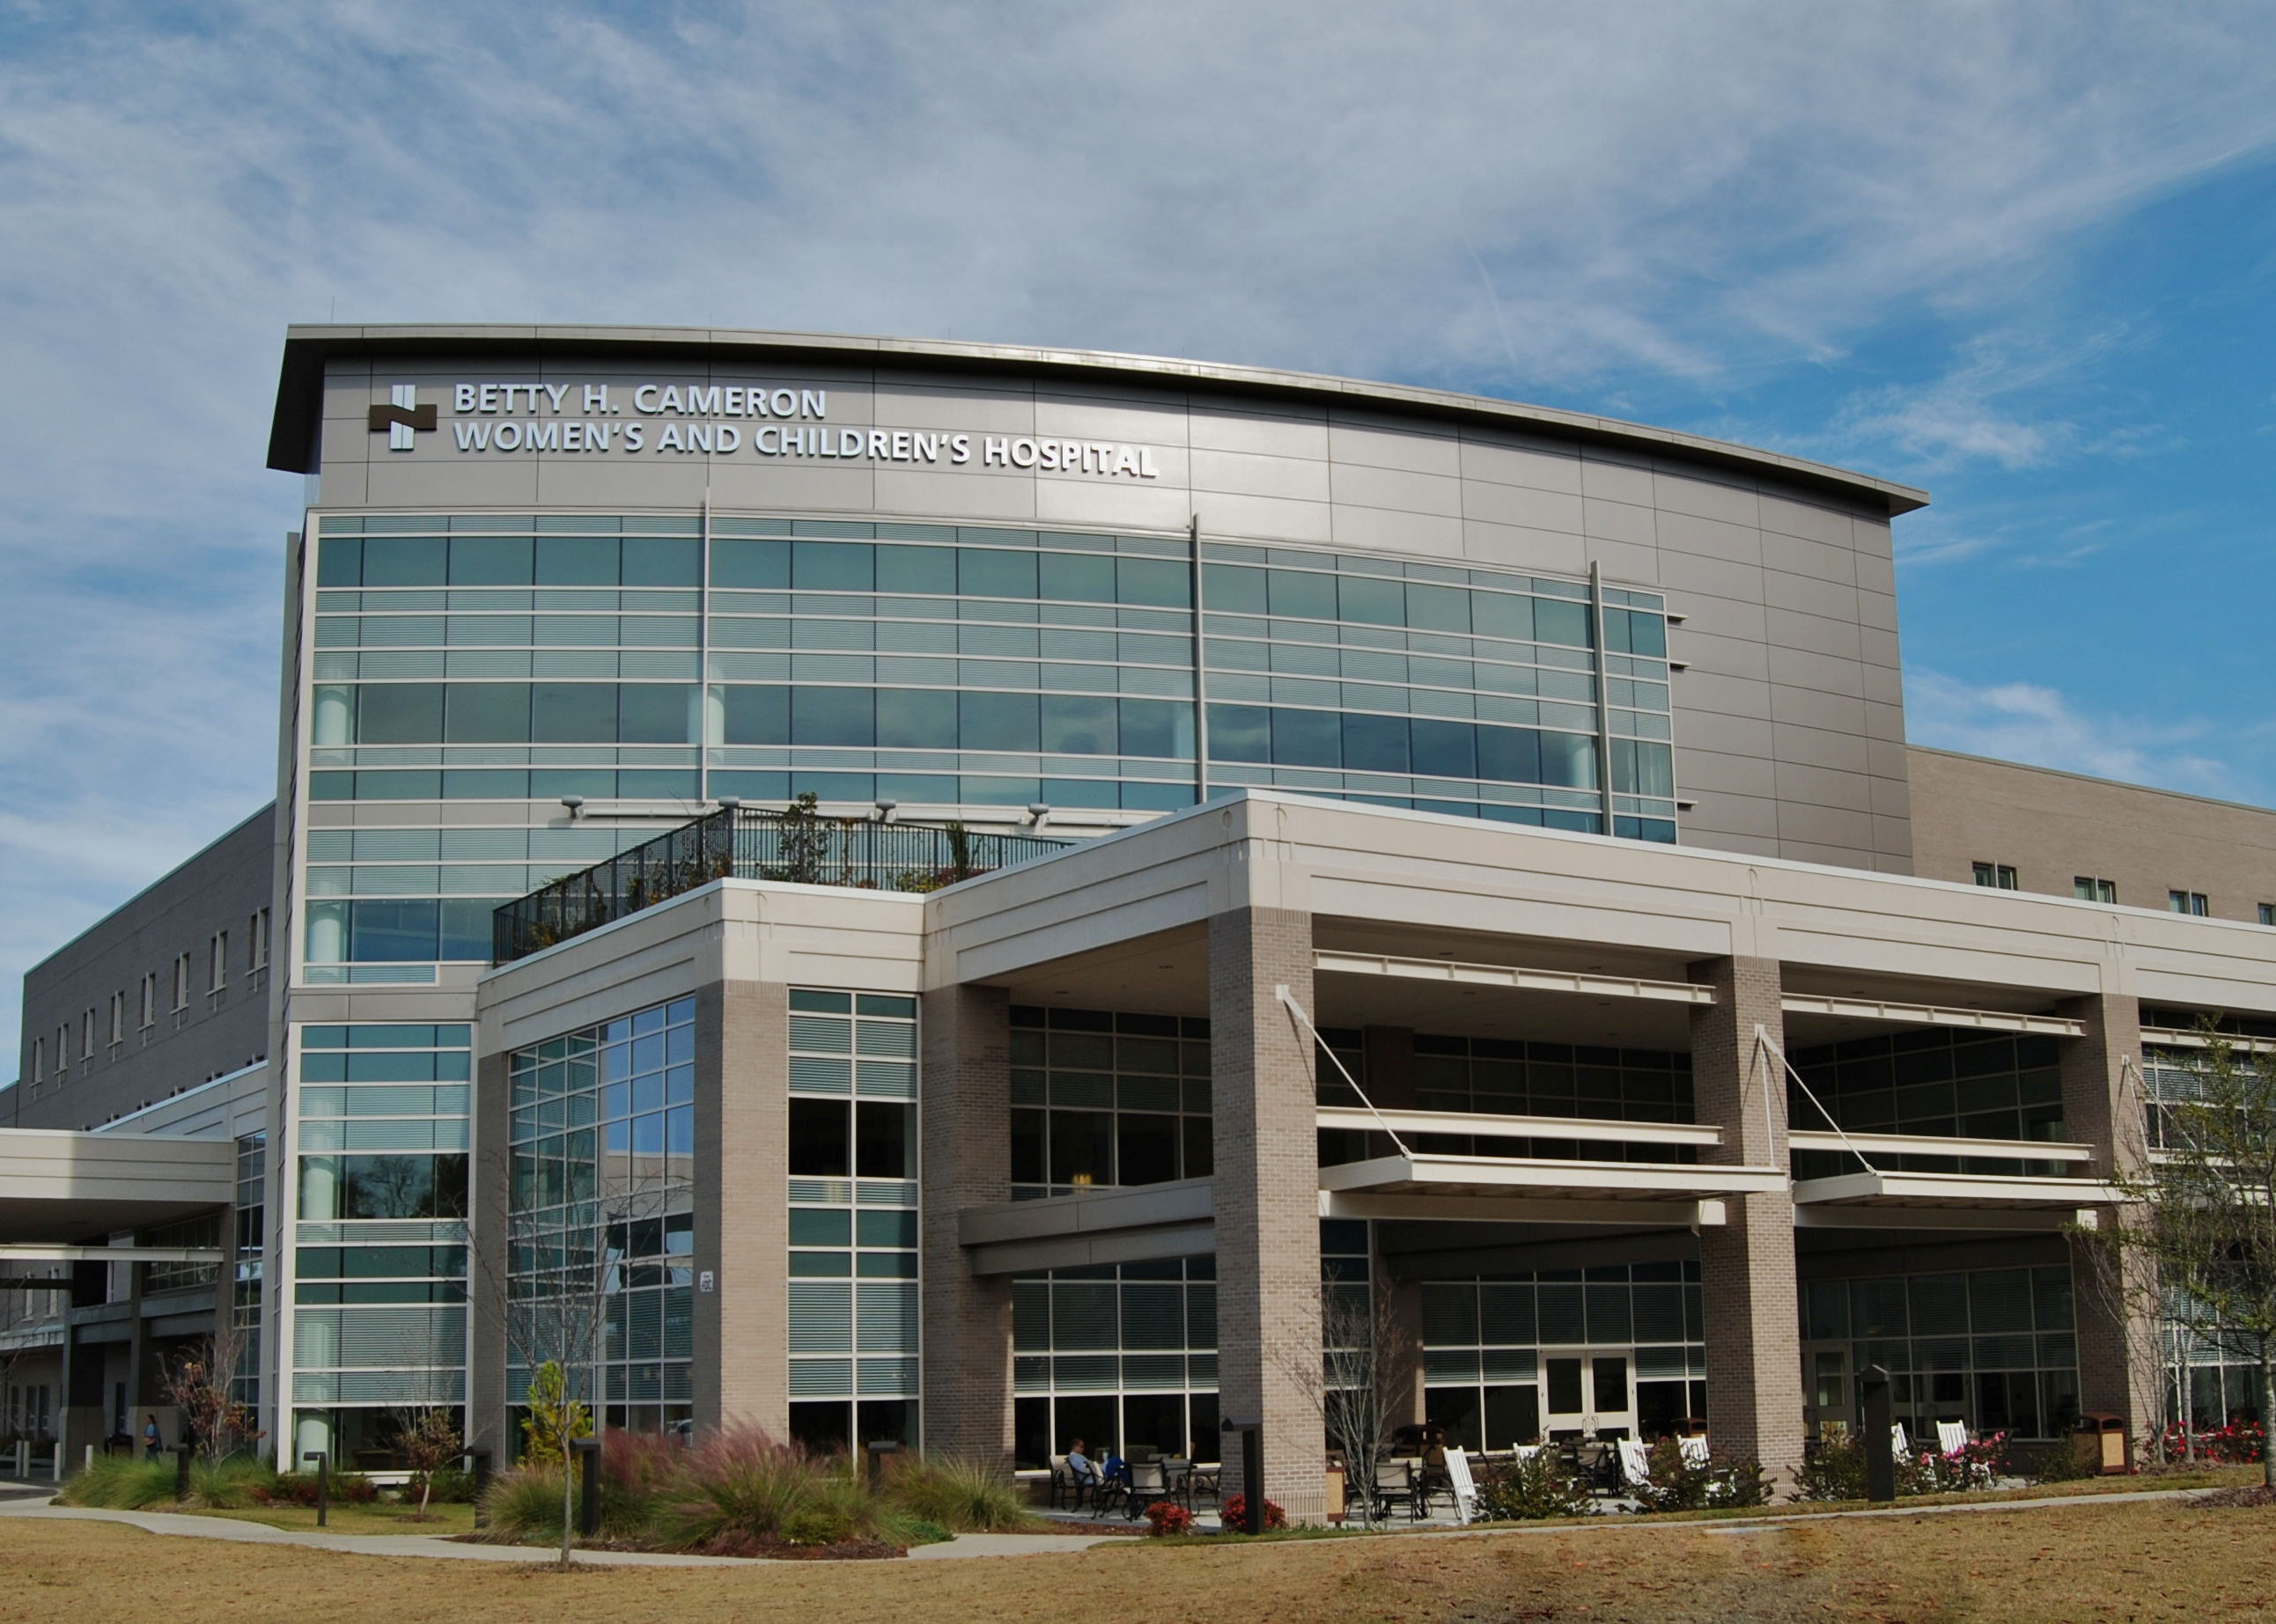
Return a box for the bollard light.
[303,1450,329,1527]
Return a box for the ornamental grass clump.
[62,1451,278,1510]
[880,1452,1036,1532]
[651,1426,888,1554]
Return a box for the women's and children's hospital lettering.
[380,381,1163,477]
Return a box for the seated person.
[1066,1437,1102,1486]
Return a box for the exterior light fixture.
[874,798,898,823]
[560,795,585,821]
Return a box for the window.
[80,1010,94,1060]
[139,974,156,1030]
[107,992,124,1047]
[55,1025,68,1076]
[248,910,271,972]
[2259,904,2274,928]
[173,954,191,1012]
[2073,877,2116,904]
[1971,863,2018,890]
[30,1038,42,1085]
[209,932,229,992]
[2168,891,2209,917]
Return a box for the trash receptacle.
[2076,1412,2127,1473]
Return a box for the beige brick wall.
[695,979,790,1437]
[1688,954,1807,1484]
[918,983,1016,1463]
[1211,905,1329,1521]
[1909,747,2276,922]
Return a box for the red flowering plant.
[1143,1500,1194,1536]
[2160,1421,2266,1465]
[1919,1430,2008,1491]
[1219,1493,1287,1532]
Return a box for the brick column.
[1687,954,1805,1486]
[695,980,790,1437]
[918,983,1015,1464]
[1211,906,1328,1521]
[2059,990,2158,1454]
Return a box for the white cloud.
[1904,670,2247,801]
[4,2,2276,1064]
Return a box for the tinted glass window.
[448,535,533,584]
[361,537,446,586]
[1405,584,1470,634]
[317,536,362,587]
[1477,724,1542,785]
[788,1099,850,1177]
[882,545,957,594]
[1208,703,1270,762]
[357,684,444,743]
[1271,708,1341,768]
[960,547,1037,599]
[1042,694,1117,754]
[1337,576,1403,626]
[349,900,438,962]
[533,683,617,742]
[1116,558,1190,607]
[792,540,873,591]
[534,535,619,584]
[1342,711,1409,774]
[621,536,700,586]
[1471,592,1534,641]
[711,537,790,589]
[960,690,1039,751]
[1540,731,1598,788]
[1119,698,1192,759]
[1535,599,1592,648]
[444,683,530,742]
[876,687,956,749]
[1202,563,1266,614]
[721,685,790,745]
[1039,552,1116,604]
[618,685,694,743]
[1266,570,1337,621]
[1410,717,1477,779]
[792,686,875,746]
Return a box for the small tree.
[1270,1281,1419,1529]
[520,1360,593,1466]
[2101,1032,2276,1488]
[396,1406,463,1521]
[161,1317,260,1466]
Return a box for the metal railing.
[492,803,1072,965]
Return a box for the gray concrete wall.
[15,806,276,1131]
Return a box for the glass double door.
[1543,1349,1634,1440]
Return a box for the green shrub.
[882,1453,1035,1532]
[651,1426,886,1554]
[1473,1451,1595,1521]
[880,1513,954,1547]
[1789,1434,1933,1503]
[2026,1435,2100,1486]
[264,1468,377,1507]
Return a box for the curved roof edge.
[269,322,1928,516]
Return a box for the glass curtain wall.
[300,515,1677,975]
[291,1024,472,1464]
[505,997,697,1443]
[784,989,921,1451]
[1800,1266,2078,1441]
[1788,1032,2070,1177]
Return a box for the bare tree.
[1270,1281,1420,1529]
[392,1404,464,1521]
[2096,1032,2276,1488]
[160,1313,260,1466]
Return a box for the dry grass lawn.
[4,1496,2272,1624]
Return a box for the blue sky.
[3,2,2273,1066]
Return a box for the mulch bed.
[2193,1485,2276,1509]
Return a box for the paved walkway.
[0,1495,1114,1565]
[0,1482,2221,1566]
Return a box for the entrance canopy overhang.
[1318,1151,1786,1229]
[0,1128,235,1245]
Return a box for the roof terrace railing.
[492,800,1072,965]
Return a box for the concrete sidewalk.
[0,1497,1115,1564]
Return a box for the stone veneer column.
[2059,990,2158,1454]
[918,983,1016,1463]
[1687,955,1806,1486]
[1211,906,1328,1521]
[468,1047,512,1459]
[694,980,790,1437]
